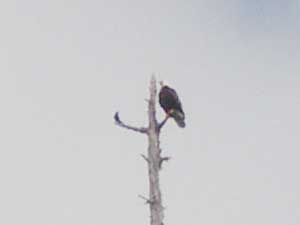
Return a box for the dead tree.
[114,76,170,225]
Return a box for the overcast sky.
[0,1,300,225]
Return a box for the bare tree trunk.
[114,75,169,225]
[147,77,164,225]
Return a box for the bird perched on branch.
[159,81,185,128]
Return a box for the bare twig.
[138,195,154,205]
[114,112,148,134]
[141,154,150,163]
[157,116,169,130]
[159,156,171,169]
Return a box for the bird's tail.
[174,118,186,128]
[170,110,186,128]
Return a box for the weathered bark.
[114,75,167,225]
[147,76,164,225]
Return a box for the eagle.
[159,81,185,128]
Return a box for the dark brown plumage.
[159,83,185,128]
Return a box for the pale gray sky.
[0,1,300,225]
